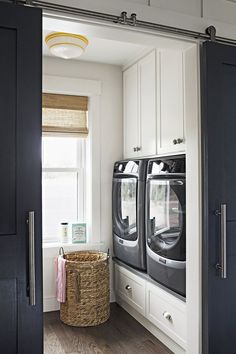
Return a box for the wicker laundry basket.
[60,250,110,327]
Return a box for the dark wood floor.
[44,303,173,354]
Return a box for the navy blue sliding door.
[0,2,42,353]
[202,41,236,354]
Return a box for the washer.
[146,156,186,296]
[112,159,148,271]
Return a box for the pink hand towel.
[55,256,67,303]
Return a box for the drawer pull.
[125,285,132,291]
[163,311,172,322]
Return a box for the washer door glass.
[147,178,185,260]
[113,177,137,241]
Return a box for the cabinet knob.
[163,311,172,321]
[177,138,184,144]
[125,285,132,291]
[133,147,137,152]
[136,146,141,151]
[173,138,184,145]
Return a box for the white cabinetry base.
[114,262,186,353]
[116,296,185,354]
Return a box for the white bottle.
[60,222,69,243]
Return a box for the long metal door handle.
[216,204,227,279]
[28,211,36,306]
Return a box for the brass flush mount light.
[45,32,89,59]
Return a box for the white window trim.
[43,75,102,246]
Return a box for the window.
[42,93,88,243]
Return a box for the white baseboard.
[116,296,185,354]
[44,296,60,312]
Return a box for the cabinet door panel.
[203,0,236,26]
[123,64,138,158]
[150,0,201,16]
[139,50,156,157]
[0,27,16,236]
[146,282,186,349]
[157,50,185,155]
[115,265,146,316]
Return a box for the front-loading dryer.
[112,159,148,271]
[146,156,186,296]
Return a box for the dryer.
[112,159,148,271]
[146,156,186,296]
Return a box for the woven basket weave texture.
[60,251,110,327]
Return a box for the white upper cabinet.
[123,48,186,159]
[123,50,156,158]
[139,51,156,157]
[149,0,201,17]
[123,63,139,158]
[203,0,236,25]
[157,49,185,155]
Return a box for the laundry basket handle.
[59,247,65,256]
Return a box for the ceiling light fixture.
[45,32,89,59]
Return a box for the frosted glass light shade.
[45,32,89,59]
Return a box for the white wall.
[43,56,123,311]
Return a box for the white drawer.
[146,282,186,349]
[115,264,146,316]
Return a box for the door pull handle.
[215,204,227,279]
[27,211,36,306]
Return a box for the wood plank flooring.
[44,303,172,354]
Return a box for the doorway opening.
[42,13,201,354]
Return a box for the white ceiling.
[43,30,152,66]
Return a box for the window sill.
[42,241,104,251]
[43,242,80,249]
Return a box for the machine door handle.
[28,211,36,306]
[215,204,227,279]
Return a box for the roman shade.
[42,93,88,136]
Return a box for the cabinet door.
[115,264,146,316]
[138,50,156,157]
[157,50,185,155]
[146,282,186,349]
[123,64,139,158]
[203,0,236,26]
[149,0,201,16]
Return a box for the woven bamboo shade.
[42,93,88,137]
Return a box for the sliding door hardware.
[116,12,137,26]
[206,26,216,42]
[15,1,236,46]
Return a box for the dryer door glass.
[113,177,137,241]
[147,178,185,260]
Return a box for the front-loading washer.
[112,159,148,271]
[146,156,186,296]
